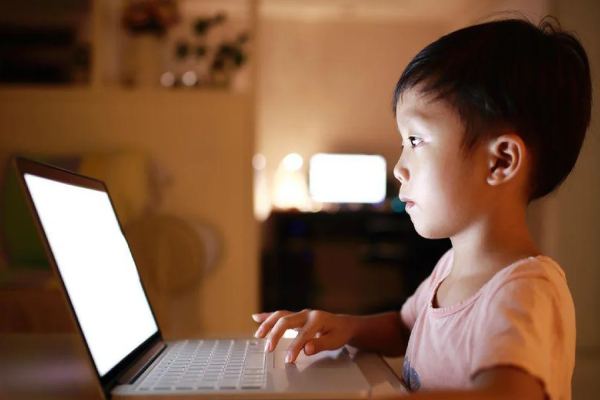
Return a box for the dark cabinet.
[260,211,451,315]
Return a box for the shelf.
[0,85,252,100]
[0,0,258,92]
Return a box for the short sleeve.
[400,275,433,329]
[470,276,572,400]
[400,249,453,330]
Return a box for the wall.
[256,17,453,205]
[0,88,258,337]
[553,0,600,351]
[256,0,550,210]
[552,0,600,396]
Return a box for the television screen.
[309,153,386,204]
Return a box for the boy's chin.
[412,222,450,240]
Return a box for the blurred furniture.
[0,0,92,85]
[125,214,221,338]
[0,152,219,337]
[261,210,451,315]
[0,278,74,333]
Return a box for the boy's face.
[394,88,490,239]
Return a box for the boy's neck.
[449,204,540,278]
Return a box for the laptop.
[13,156,372,400]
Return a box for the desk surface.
[0,334,407,400]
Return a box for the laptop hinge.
[118,341,167,385]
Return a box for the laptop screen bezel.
[13,156,164,397]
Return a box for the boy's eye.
[408,136,422,148]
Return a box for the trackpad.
[274,348,353,370]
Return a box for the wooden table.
[0,334,407,400]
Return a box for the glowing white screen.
[309,154,386,203]
[24,174,158,377]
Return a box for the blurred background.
[0,0,598,397]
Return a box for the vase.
[125,34,162,87]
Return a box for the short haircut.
[392,16,592,201]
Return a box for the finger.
[265,310,310,354]
[251,312,272,323]
[304,339,317,356]
[302,331,323,355]
[287,332,319,363]
[254,310,290,340]
[304,332,340,355]
[286,320,323,363]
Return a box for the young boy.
[252,17,592,400]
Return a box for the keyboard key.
[241,384,263,389]
[218,379,239,386]
[244,354,265,370]
[197,384,215,390]
[158,380,178,385]
[242,377,264,383]
[243,370,264,376]
[183,370,200,374]
[206,369,223,374]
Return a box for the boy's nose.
[394,159,409,184]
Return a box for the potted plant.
[121,0,180,86]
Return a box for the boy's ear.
[486,134,526,186]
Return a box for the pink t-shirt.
[400,249,576,400]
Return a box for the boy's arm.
[346,311,410,357]
[378,367,546,400]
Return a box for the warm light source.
[160,72,176,87]
[253,154,271,221]
[272,153,310,211]
[252,154,267,170]
[309,153,386,204]
[282,153,303,171]
[182,71,198,86]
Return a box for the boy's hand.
[252,309,355,363]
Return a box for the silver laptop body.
[14,156,371,399]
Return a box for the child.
[252,16,591,400]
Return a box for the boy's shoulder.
[435,249,569,296]
[438,249,566,281]
[483,254,572,303]
[496,254,566,285]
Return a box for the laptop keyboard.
[137,339,267,391]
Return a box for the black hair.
[392,16,592,201]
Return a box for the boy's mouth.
[399,195,415,210]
